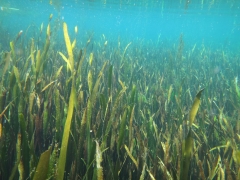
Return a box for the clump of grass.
[0,18,240,180]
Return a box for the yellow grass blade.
[147,169,156,180]
[41,80,56,92]
[72,39,76,49]
[124,144,138,169]
[95,140,103,180]
[167,84,173,104]
[63,22,74,70]
[0,123,2,139]
[33,147,52,180]
[233,150,240,165]
[13,66,22,91]
[189,89,204,126]
[10,41,16,63]
[54,66,63,79]
[30,38,35,65]
[0,100,13,119]
[121,42,132,62]
[59,52,72,72]
[57,85,76,180]
[9,134,21,180]
[158,157,173,180]
[88,71,93,93]
[89,52,94,66]
[208,155,221,180]
[35,50,41,75]
[181,130,193,180]
[47,24,50,37]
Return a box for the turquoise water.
[1,0,240,51]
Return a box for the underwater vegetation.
[0,18,240,180]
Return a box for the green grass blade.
[108,65,113,94]
[9,133,21,180]
[117,107,128,155]
[101,86,126,149]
